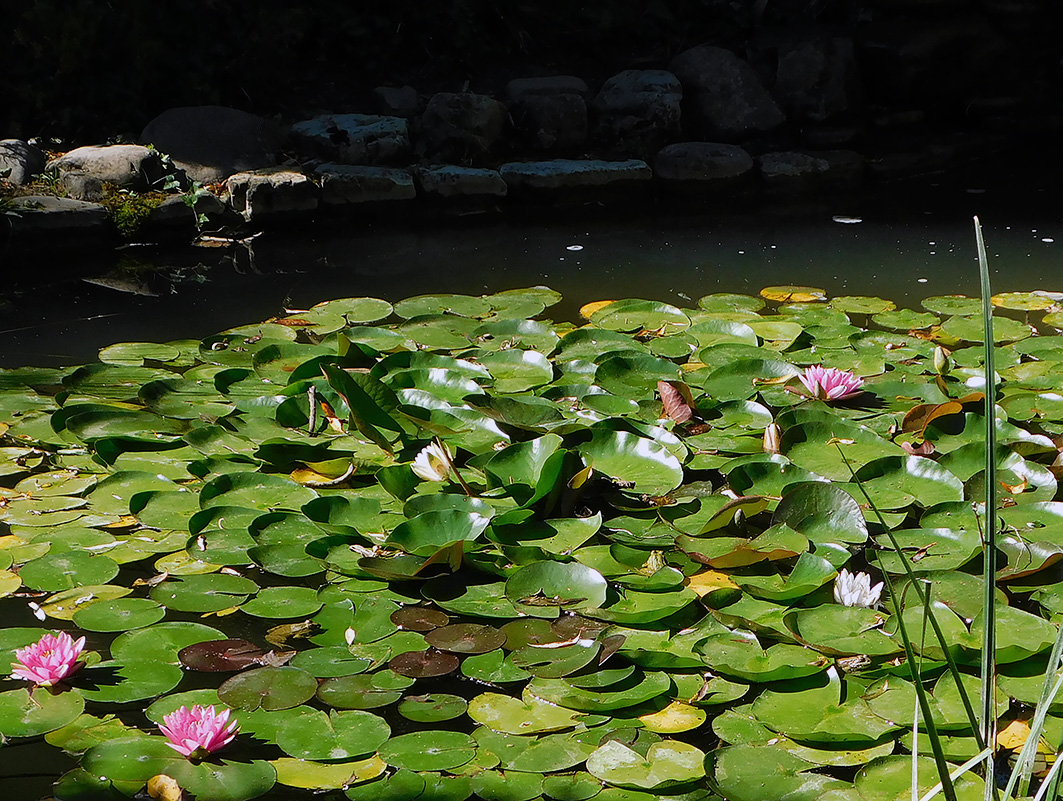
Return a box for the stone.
[314,165,415,205]
[290,114,410,165]
[499,159,651,201]
[373,85,420,118]
[145,192,227,231]
[7,195,111,237]
[47,144,166,201]
[775,37,860,123]
[592,70,682,158]
[654,143,755,194]
[141,106,281,184]
[0,139,46,184]
[226,168,318,220]
[414,166,507,200]
[670,45,785,141]
[508,94,588,154]
[419,92,507,163]
[757,150,864,191]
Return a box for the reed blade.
[975,215,999,801]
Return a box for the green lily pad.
[0,686,85,738]
[586,740,705,790]
[468,691,586,734]
[578,430,684,496]
[378,730,478,771]
[275,708,390,760]
[711,744,854,801]
[72,598,165,632]
[151,573,258,612]
[506,561,609,612]
[218,666,319,711]
[399,693,468,723]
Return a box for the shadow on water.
[1,153,1060,368]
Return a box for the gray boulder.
[7,196,111,237]
[314,165,415,206]
[592,70,682,157]
[0,139,46,184]
[670,45,785,141]
[141,106,281,184]
[506,77,590,154]
[775,38,860,123]
[419,92,507,163]
[47,144,166,201]
[373,85,420,118]
[226,168,318,220]
[500,159,651,201]
[290,114,410,165]
[654,142,755,195]
[509,95,588,154]
[414,166,507,201]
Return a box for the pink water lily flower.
[11,631,86,687]
[799,365,864,401]
[160,704,239,759]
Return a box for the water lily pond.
[3,284,1063,801]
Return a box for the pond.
[2,153,1060,368]
[2,155,1063,801]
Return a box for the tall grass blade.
[975,215,998,801]
[838,445,984,750]
[1004,624,1063,799]
[836,446,959,801]
[1036,751,1063,801]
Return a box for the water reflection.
[1,160,1060,368]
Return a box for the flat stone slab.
[8,195,111,236]
[414,166,506,200]
[758,150,865,190]
[654,142,754,193]
[314,165,415,205]
[227,168,319,220]
[499,159,651,197]
[290,114,410,165]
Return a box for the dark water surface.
[2,156,1060,368]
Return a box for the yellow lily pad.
[760,286,827,303]
[580,300,615,319]
[638,700,707,733]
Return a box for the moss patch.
[99,184,165,237]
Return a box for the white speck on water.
[929,242,936,245]
[929,251,936,255]
[918,278,928,283]
[832,215,862,224]
[566,245,583,251]
[738,250,745,254]
[1043,238,1055,243]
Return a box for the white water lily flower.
[833,569,884,608]
[411,441,453,482]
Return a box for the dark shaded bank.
[5,1,1061,144]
